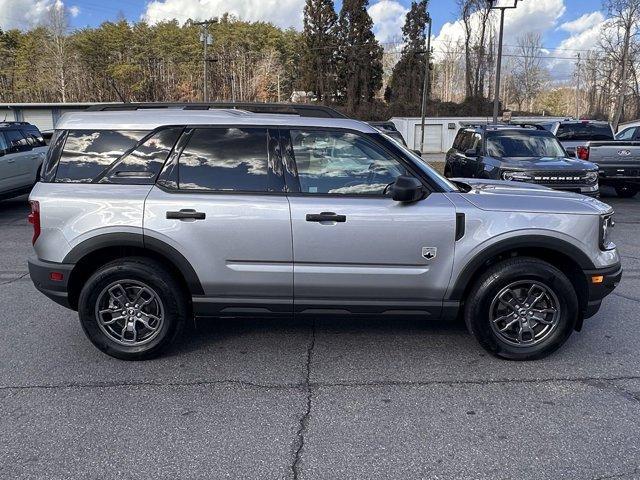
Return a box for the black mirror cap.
[391,175,424,203]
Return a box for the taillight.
[28,200,40,245]
[577,146,590,160]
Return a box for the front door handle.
[306,212,347,223]
[166,209,206,220]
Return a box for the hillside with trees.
[0,0,638,124]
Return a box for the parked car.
[615,123,640,141]
[28,108,621,361]
[576,140,640,198]
[369,121,408,146]
[542,120,615,157]
[444,124,599,196]
[0,121,47,201]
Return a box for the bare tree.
[602,0,640,129]
[43,2,70,102]
[458,0,493,99]
[507,32,548,112]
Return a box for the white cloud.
[432,0,565,59]
[142,0,305,29]
[69,5,80,18]
[0,0,74,29]
[559,11,605,34]
[368,0,408,43]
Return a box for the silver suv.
[28,108,622,361]
[0,122,47,200]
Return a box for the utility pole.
[490,0,521,124]
[194,19,217,102]
[419,12,432,154]
[575,53,581,119]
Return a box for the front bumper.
[28,257,75,310]
[582,262,622,318]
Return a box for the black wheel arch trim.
[447,235,596,301]
[62,232,204,295]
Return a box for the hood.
[498,156,596,170]
[450,178,613,215]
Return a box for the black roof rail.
[0,121,30,127]
[84,102,348,119]
[510,123,547,130]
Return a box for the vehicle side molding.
[447,235,596,301]
[63,232,204,295]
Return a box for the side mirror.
[411,149,423,157]
[464,148,478,157]
[391,175,424,203]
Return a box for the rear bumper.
[28,257,75,310]
[582,262,622,318]
[598,165,640,185]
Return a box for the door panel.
[144,188,293,313]
[288,194,456,314]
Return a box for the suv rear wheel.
[78,257,188,360]
[464,257,578,360]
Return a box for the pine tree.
[336,0,383,113]
[387,0,429,108]
[302,0,338,102]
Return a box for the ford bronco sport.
[28,108,621,361]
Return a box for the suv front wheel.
[464,257,579,360]
[78,257,188,360]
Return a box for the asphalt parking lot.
[1,189,639,480]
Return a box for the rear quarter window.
[55,130,148,183]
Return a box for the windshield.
[556,123,613,141]
[486,131,566,158]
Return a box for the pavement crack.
[582,379,640,405]
[0,273,29,286]
[612,292,640,303]
[0,378,303,392]
[291,320,316,480]
[591,466,640,479]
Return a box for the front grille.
[528,171,592,185]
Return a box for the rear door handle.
[166,209,206,220]
[306,212,347,223]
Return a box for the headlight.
[502,170,532,182]
[600,213,616,251]
[585,171,598,184]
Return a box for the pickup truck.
[577,141,640,197]
[542,120,615,157]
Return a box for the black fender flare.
[63,232,204,295]
[447,235,595,301]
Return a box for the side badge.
[422,247,437,260]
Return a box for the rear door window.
[178,127,281,192]
[556,123,613,141]
[4,129,30,153]
[20,126,46,147]
[616,127,637,141]
[55,130,148,183]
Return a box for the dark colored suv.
[444,124,600,196]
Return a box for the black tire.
[615,185,638,198]
[78,257,188,360]
[464,257,579,361]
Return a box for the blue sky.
[56,0,603,51]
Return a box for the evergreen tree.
[302,0,338,102]
[336,0,383,112]
[387,0,429,108]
